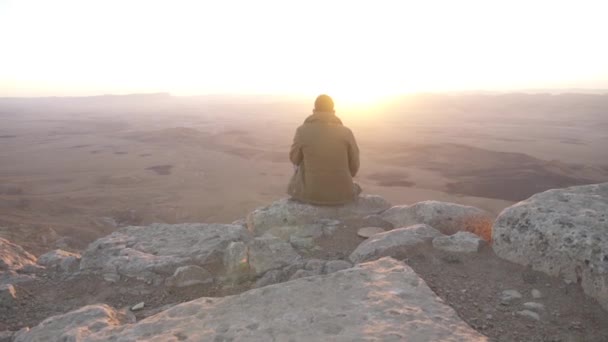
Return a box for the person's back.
[288,95,361,205]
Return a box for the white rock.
[247,195,391,237]
[58,258,487,341]
[432,231,485,253]
[517,310,540,321]
[381,201,494,240]
[223,241,250,279]
[357,227,385,238]
[80,223,250,283]
[248,235,302,276]
[0,238,37,271]
[37,249,81,272]
[324,260,352,274]
[13,304,131,342]
[166,265,213,288]
[523,302,545,311]
[350,224,442,264]
[492,183,608,310]
[531,289,542,299]
[0,284,17,307]
[501,290,523,302]
[131,302,145,311]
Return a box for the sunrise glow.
[1,0,608,104]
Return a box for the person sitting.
[287,94,361,205]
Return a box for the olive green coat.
[287,112,361,205]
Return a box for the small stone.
[0,284,17,307]
[523,302,545,311]
[517,310,540,321]
[357,227,385,238]
[486,314,493,320]
[289,236,316,250]
[531,289,542,299]
[131,302,145,311]
[501,289,523,302]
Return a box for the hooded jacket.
[287,111,361,205]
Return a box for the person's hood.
[303,111,343,125]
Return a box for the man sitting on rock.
[288,94,361,205]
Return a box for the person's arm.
[290,127,303,166]
[347,129,360,177]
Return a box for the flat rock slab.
[21,258,486,341]
[80,223,250,283]
[492,183,608,310]
[13,304,133,342]
[0,238,37,271]
[350,224,443,264]
[381,201,494,241]
[357,227,385,238]
[432,231,485,253]
[247,195,391,237]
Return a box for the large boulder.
[0,238,37,271]
[381,201,494,240]
[80,223,250,284]
[350,224,442,264]
[493,183,608,310]
[247,195,391,238]
[247,235,302,276]
[13,304,133,342]
[27,258,486,341]
[37,249,81,272]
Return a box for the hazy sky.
[1,0,607,102]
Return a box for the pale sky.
[1,0,607,102]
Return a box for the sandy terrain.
[1,93,607,253]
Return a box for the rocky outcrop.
[381,201,494,240]
[433,231,485,253]
[493,183,608,310]
[37,249,81,272]
[79,223,250,284]
[247,235,302,276]
[0,238,37,271]
[16,258,486,341]
[350,224,442,263]
[247,195,391,237]
[13,304,133,342]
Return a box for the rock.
[131,302,145,311]
[54,236,78,250]
[492,183,608,310]
[289,236,316,250]
[357,227,385,238]
[247,195,391,237]
[166,265,213,288]
[324,260,352,274]
[501,290,523,302]
[37,249,81,272]
[432,231,485,253]
[223,241,250,280]
[0,271,34,286]
[289,269,317,280]
[247,235,302,276]
[381,201,494,240]
[349,224,442,264]
[360,214,395,230]
[0,238,37,271]
[254,269,286,288]
[80,223,250,283]
[64,258,486,341]
[13,304,131,342]
[0,284,17,307]
[531,289,542,299]
[0,330,14,342]
[304,259,325,273]
[517,310,540,321]
[523,302,545,311]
